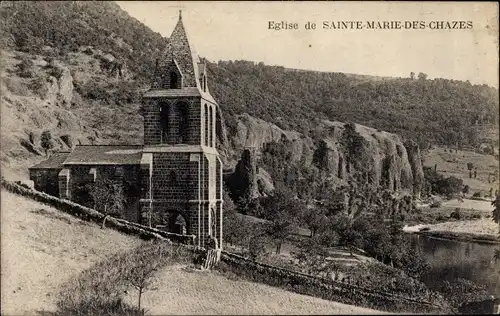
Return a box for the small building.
[29,151,71,196]
[29,11,224,249]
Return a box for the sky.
[116,1,499,87]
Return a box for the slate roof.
[29,151,71,169]
[62,145,143,165]
[143,87,200,98]
[150,12,217,104]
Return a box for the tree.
[410,72,415,80]
[418,72,428,80]
[86,177,125,228]
[493,195,500,228]
[293,234,340,278]
[127,255,161,313]
[301,206,327,237]
[40,130,53,156]
[260,186,302,254]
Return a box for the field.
[404,197,499,243]
[423,146,499,195]
[0,189,385,315]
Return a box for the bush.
[472,192,482,198]
[16,56,36,78]
[450,209,462,220]
[430,200,442,208]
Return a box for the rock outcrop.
[39,61,74,108]
[224,114,425,195]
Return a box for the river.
[409,233,500,297]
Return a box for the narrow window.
[209,106,213,147]
[204,104,209,146]
[169,72,179,89]
[160,102,169,144]
[178,102,189,143]
[169,170,178,185]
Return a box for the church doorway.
[169,213,187,235]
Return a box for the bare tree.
[127,253,162,314]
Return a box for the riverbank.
[403,219,500,244]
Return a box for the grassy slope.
[0,190,385,315]
[124,264,387,315]
[423,147,499,195]
[0,189,143,315]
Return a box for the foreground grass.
[56,241,194,316]
[59,240,389,315]
[124,264,389,315]
[0,189,142,315]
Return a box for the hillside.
[0,189,142,314]
[0,189,386,315]
[122,264,388,315]
[0,1,498,195]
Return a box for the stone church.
[29,12,224,249]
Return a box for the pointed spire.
[179,10,182,21]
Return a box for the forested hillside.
[208,60,498,150]
[2,1,497,151]
[0,1,164,82]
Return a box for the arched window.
[209,106,213,147]
[169,72,179,89]
[204,104,209,146]
[159,102,169,144]
[178,102,189,143]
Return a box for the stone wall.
[219,251,447,314]
[151,152,198,201]
[1,178,196,245]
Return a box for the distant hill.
[208,60,498,150]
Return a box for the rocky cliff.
[223,113,425,195]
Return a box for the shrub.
[472,192,482,198]
[430,200,442,208]
[450,209,462,220]
[16,56,36,78]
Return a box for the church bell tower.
[140,11,223,249]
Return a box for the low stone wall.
[218,252,447,314]
[1,178,196,245]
